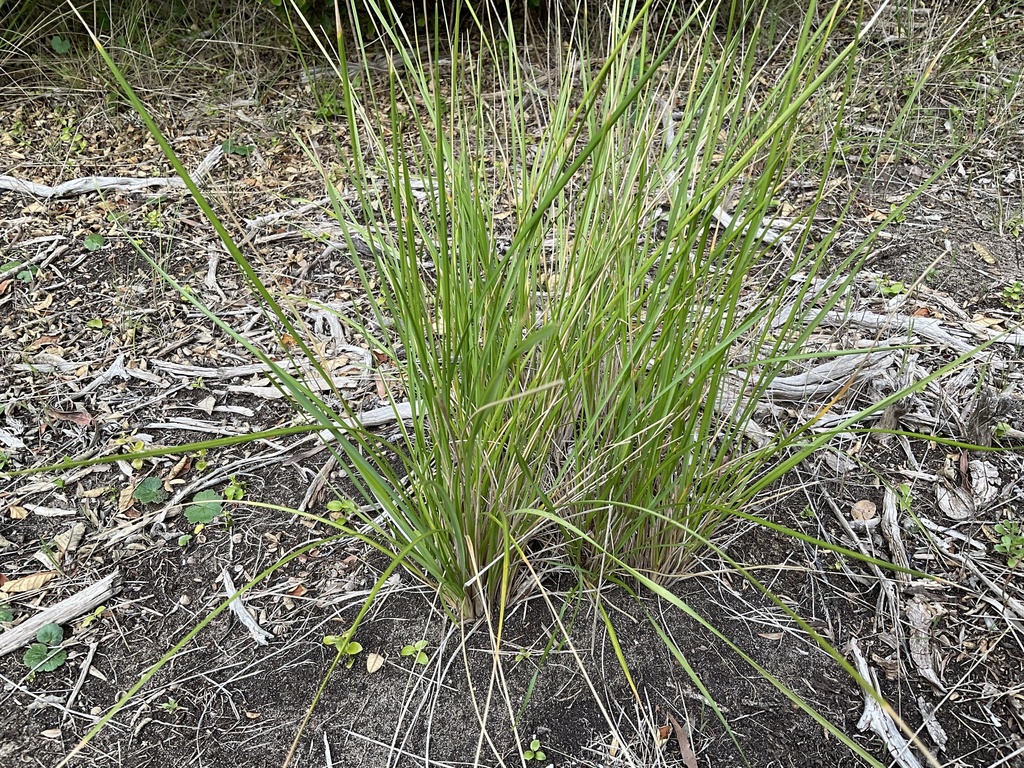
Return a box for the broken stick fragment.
[0,571,123,659]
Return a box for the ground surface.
[2,6,1024,768]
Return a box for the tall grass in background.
[18,0,988,763]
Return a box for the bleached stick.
[0,571,122,659]
[221,568,273,646]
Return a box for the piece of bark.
[880,486,911,583]
[825,309,977,355]
[0,148,222,200]
[965,386,1019,447]
[850,638,925,768]
[906,596,945,690]
[0,571,122,659]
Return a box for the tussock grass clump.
[315,0,887,621]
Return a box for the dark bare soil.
[2,8,1024,768]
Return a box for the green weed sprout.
[23,623,68,676]
[994,520,1023,568]
[522,735,546,761]
[400,639,429,665]
[324,631,363,669]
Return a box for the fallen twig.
[0,175,185,198]
[221,567,274,646]
[0,571,122,659]
[0,146,223,199]
[849,638,925,768]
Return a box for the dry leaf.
[33,522,86,567]
[165,455,190,484]
[936,481,972,520]
[971,313,1005,329]
[851,500,877,520]
[40,729,62,739]
[46,408,93,427]
[366,652,385,674]
[906,596,944,690]
[969,459,1000,504]
[1,570,59,594]
[607,734,621,759]
[28,334,61,349]
[970,241,996,265]
[9,505,28,519]
[655,723,671,749]
[667,712,698,768]
[917,696,948,752]
[118,485,136,514]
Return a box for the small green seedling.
[159,696,180,714]
[0,605,14,625]
[1001,280,1024,312]
[37,538,61,571]
[326,497,358,520]
[122,440,147,470]
[221,137,253,156]
[993,521,1023,568]
[81,605,106,628]
[83,233,105,251]
[2,260,39,282]
[896,483,913,514]
[1006,215,1023,238]
[184,489,223,524]
[876,275,906,298]
[50,35,71,54]
[401,639,429,665]
[23,623,68,676]
[143,208,163,229]
[515,648,533,663]
[224,476,245,502]
[85,318,104,329]
[133,477,168,505]
[324,632,363,668]
[523,736,546,761]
